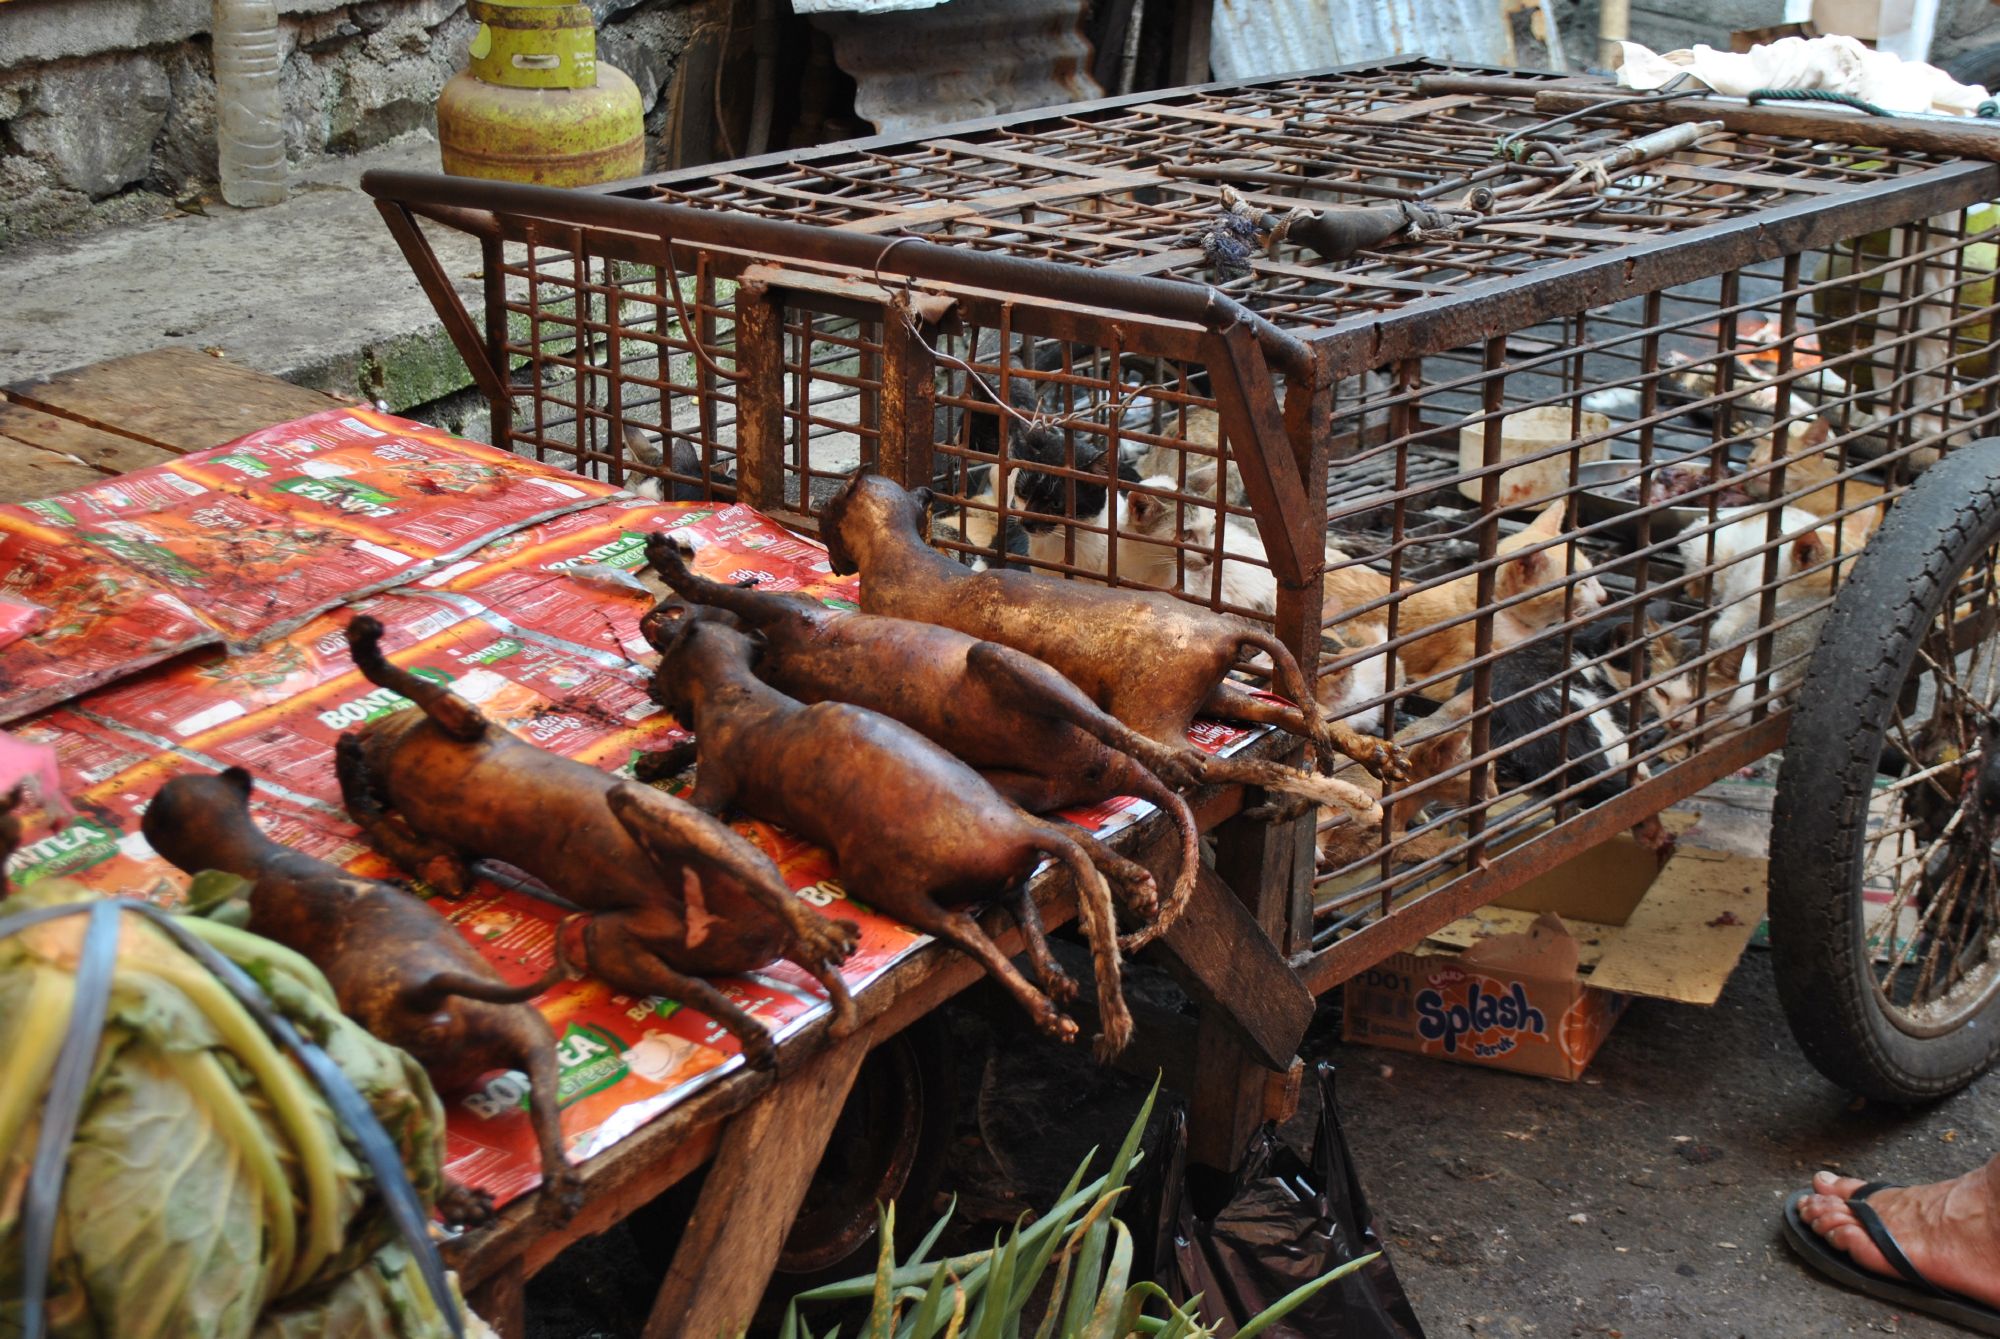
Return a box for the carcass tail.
[1116,770,1200,954]
[1028,821,1132,1060]
[344,614,486,742]
[402,966,564,1010]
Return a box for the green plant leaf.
[954,1165,1121,1303]
[1114,1274,1160,1337]
[895,1265,953,1339]
[968,1226,1018,1339]
[868,1202,900,1339]
[184,869,250,916]
[906,1195,958,1274]
[1081,1220,1134,1339]
[1058,1077,1158,1336]
[1232,1251,1380,1339]
[795,1249,995,1304]
[1124,1281,1203,1339]
[1006,1156,1093,1318]
[1029,1238,1075,1339]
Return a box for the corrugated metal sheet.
[812,0,1102,136]
[1210,0,1518,81]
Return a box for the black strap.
[18,900,120,1339]
[0,899,466,1339]
[1848,1182,1944,1298]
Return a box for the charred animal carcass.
[144,767,580,1224]
[642,532,1196,949]
[332,614,860,1070]
[652,618,1136,1058]
[817,472,1403,799]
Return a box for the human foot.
[1795,1156,2000,1311]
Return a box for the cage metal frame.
[364,57,2000,999]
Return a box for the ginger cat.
[1323,500,1609,702]
[1315,704,1480,872]
[1744,417,1889,537]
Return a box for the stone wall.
[0,0,715,252]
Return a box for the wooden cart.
[364,55,2000,1312]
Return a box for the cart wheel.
[1772,439,2000,1102]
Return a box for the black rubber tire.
[1771,439,2000,1103]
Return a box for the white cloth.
[1614,34,1990,116]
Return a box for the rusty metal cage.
[366,59,2000,997]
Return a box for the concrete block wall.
[0,0,715,252]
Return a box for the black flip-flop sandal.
[1781,1182,2000,1336]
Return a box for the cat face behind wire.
[1006,427,1129,536]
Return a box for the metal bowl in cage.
[1573,458,1746,537]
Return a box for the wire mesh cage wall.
[367,58,2000,988]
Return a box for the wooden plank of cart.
[3,347,1321,1338]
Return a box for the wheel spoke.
[1908,857,1970,1005]
[1888,712,1957,807]
[1918,641,2000,732]
[1876,747,1982,800]
[1866,804,1965,970]
[1866,813,1930,885]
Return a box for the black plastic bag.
[1168,1062,1425,1338]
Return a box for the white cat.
[1680,505,1855,714]
[1120,466,1281,614]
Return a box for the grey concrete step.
[0,135,487,423]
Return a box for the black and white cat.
[934,355,1053,570]
[1467,611,1691,809]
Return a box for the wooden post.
[876,293,939,492]
[1169,0,1213,85]
[732,280,787,511]
[466,1258,526,1338]
[1153,862,1312,1070]
[642,1027,873,1338]
[1278,364,1332,706]
[1185,785,1314,1170]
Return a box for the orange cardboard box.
[1342,820,1767,1080]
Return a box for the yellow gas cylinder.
[437,0,644,186]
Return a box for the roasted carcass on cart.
[334,613,861,1065]
[144,767,581,1223]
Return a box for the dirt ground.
[1328,950,1998,1339]
[946,946,2000,1339]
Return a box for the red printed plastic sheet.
[0,407,622,724]
[6,488,1267,1211]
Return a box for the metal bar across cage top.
[358,170,1318,382]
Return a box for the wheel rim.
[1864,542,2000,1038]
